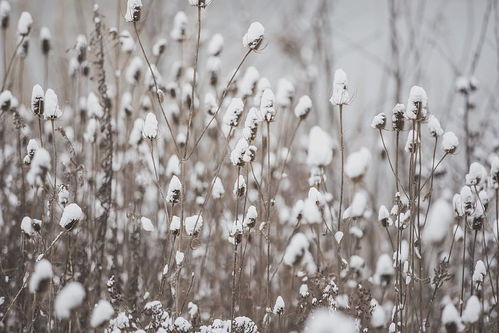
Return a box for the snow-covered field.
[0,0,498,332]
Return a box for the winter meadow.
[0,0,499,332]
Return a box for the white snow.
[329,69,350,105]
[260,88,276,122]
[170,11,188,41]
[307,126,333,167]
[87,92,103,118]
[345,147,371,180]
[223,98,244,127]
[370,300,386,328]
[212,177,225,199]
[442,131,459,153]
[142,112,158,139]
[371,112,386,129]
[242,22,264,50]
[184,215,203,236]
[428,114,444,137]
[29,259,53,293]
[441,302,463,331]
[44,89,62,120]
[17,12,32,36]
[465,162,487,186]
[304,308,357,333]
[166,175,182,204]
[125,0,142,22]
[21,216,35,237]
[273,296,285,314]
[208,33,224,56]
[59,203,84,229]
[283,233,316,273]
[422,199,453,245]
[120,30,135,53]
[170,216,181,235]
[232,174,246,198]
[294,95,312,119]
[141,217,154,232]
[54,282,86,319]
[405,86,427,120]
[276,78,294,107]
[90,300,114,327]
[125,56,143,85]
[27,148,51,186]
[462,295,481,324]
[31,84,44,116]
[472,260,486,284]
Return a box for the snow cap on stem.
[44,89,62,120]
[31,84,44,116]
[243,22,264,50]
[307,126,333,167]
[59,203,84,230]
[17,11,32,36]
[294,95,312,119]
[54,282,86,319]
[29,259,53,293]
[260,88,276,122]
[166,175,182,204]
[142,112,158,139]
[40,27,51,54]
[428,114,444,137]
[90,300,114,328]
[371,112,386,130]
[125,0,142,23]
[329,69,350,105]
[442,131,458,154]
[405,86,427,120]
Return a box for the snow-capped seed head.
[40,27,51,54]
[229,219,244,244]
[223,97,244,127]
[31,84,44,116]
[152,38,167,57]
[276,78,295,107]
[244,205,257,228]
[27,139,39,158]
[472,260,486,284]
[260,88,276,122]
[125,56,143,85]
[243,107,260,142]
[184,215,203,236]
[189,0,212,7]
[231,138,249,166]
[87,92,103,118]
[29,259,53,293]
[405,86,427,120]
[74,35,88,64]
[0,1,10,29]
[442,302,464,333]
[428,114,444,137]
[460,186,474,215]
[44,89,62,120]
[166,175,182,204]
[442,131,458,154]
[375,254,394,286]
[174,317,192,333]
[140,217,154,231]
[304,308,357,333]
[371,112,386,130]
[243,22,264,50]
[21,216,35,237]
[465,162,487,186]
[462,296,481,324]
[208,33,224,56]
[170,216,181,236]
[284,233,312,266]
[273,296,285,315]
[233,175,246,198]
[239,66,259,98]
[204,92,217,116]
[90,300,114,328]
[345,147,371,181]
[27,148,51,186]
[212,177,225,199]
[378,205,392,227]
[59,203,84,230]
[54,282,86,319]
[171,11,188,41]
[392,103,405,131]
[17,12,32,36]
[0,89,12,111]
[142,112,158,139]
[119,30,135,53]
[307,126,333,167]
[422,199,453,246]
[329,69,350,106]
[294,95,312,119]
[125,0,142,23]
